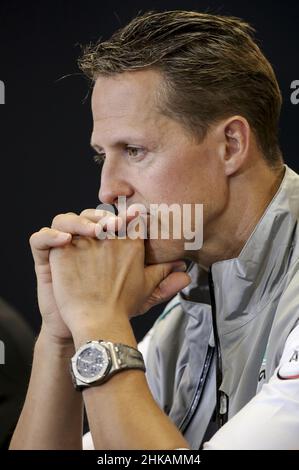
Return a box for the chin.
[144,239,186,265]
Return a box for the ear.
[220,116,251,176]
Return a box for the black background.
[0,0,298,341]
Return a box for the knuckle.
[95,209,115,219]
[29,228,47,245]
[51,212,76,228]
[29,232,37,246]
[79,216,93,226]
[154,289,165,304]
[80,208,94,217]
[51,213,65,227]
[72,235,90,248]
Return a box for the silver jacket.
[142,165,299,449]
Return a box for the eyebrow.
[90,142,103,153]
[90,138,142,152]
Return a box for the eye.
[93,153,105,166]
[93,146,146,165]
[126,146,146,161]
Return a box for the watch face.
[75,343,110,382]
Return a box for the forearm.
[73,317,189,450]
[10,327,83,449]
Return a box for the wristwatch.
[70,340,146,391]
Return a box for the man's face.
[91,69,227,264]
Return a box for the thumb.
[158,271,191,299]
[144,261,191,301]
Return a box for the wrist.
[38,325,75,358]
[70,311,137,350]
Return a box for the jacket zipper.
[208,267,229,428]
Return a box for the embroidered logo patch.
[277,350,299,380]
[258,355,267,382]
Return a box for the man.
[10,11,299,449]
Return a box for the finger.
[80,208,116,222]
[123,204,147,228]
[139,265,191,314]
[157,271,191,299]
[80,208,144,238]
[94,211,139,239]
[80,208,141,234]
[144,260,189,294]
[126,204,147,219]
[95,215,124,237]
[51,213,97,237]
[80,209,136,227]
[126,213,147,241]
[29,228,71,266]
[80,208,127,235]
[142,272,191,312]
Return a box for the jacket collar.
[179,165,299,333]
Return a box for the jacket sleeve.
[203,322,299,450]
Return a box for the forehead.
[90,69,192,148]
[91,69,162,125]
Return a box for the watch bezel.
[71,341,112,385]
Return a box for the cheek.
[134,143,219,205]
[134,164,182,203]
[140,160,194,204]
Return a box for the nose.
[98,160,134,205]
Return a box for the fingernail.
[159,278,168,291]
[172,263,187,272]
[57,232,71,241]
